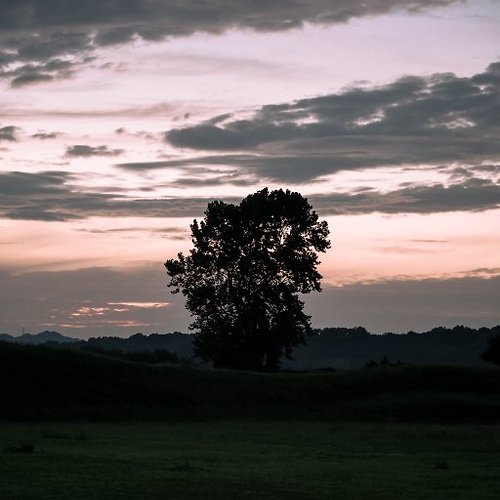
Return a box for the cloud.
[31,131,60,140]
[168,167,256,187]
[0,0,462,86]
[69,301,169,319]
[118,155,347,183]
[65,144,125,157]
[308,177,500,216]
[75,226,188,240]
[1,51,84,87]
[117,160,182,171]
[306,273,500,333]
[0,265,190,337]
[162,62,500,182]
[0,171,70,195]
[1,102,216,120]
[10,71,55,87]
[0,170,229,221]
[0,265,497,337]
[0,30,94,86]
[0,126,18,141]
[0,1,460,33]
[0,170,497,222]
[108,302,170,309]
[75,226,185,235]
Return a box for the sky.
[1,0,499,338]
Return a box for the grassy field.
[2,344,500,498]
[1,421,499,499]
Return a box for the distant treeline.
[285,325,500,369]
[78,333,194,362]
[1,325,499,369]
[79,326,500,369]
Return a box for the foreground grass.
[1,421,499,499]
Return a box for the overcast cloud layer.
[0,169,498,222]
[161,62,500,182]
[2,55,500,223]
[0,0,462,86]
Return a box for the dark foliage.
[364,355,402,368]
[81,345,179,364]
[84,332,194,360]
[481,334,500,366]
[3,442,34,454]
[4,325,498,369]
[165,188,330,371]
[2,341,500,423]
[286,325,500,370]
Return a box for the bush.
[481,336,500,366]
[4,442,35,454]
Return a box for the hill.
[0,330,78,345]
[1,341,500,423]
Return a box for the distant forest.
[2,325,499,370]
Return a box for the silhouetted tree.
[165,188,330,371]
[481,335,500,366]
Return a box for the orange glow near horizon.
[1,210,499,287]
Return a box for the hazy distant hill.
[0,330,78,345]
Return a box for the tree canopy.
[165,188,330,371]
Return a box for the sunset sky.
[1,0,499,338]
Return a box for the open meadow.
[1,421,500,500]
[2,342,500,499]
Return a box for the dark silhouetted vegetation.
[481,334,500,366]
[3,442,34,454]
[81,345,179,364]
[3,325,499,369]
[285,325,500,369]
[165,188,330,371]
[2,340,500,423]
[83,332,194,360]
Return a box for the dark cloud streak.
[0,125,18,141]
[0,0,462,86]
[31,131,60,140]
[65,145,124,157]
[0,170,497,222]
[309,178,500,216]
[0,1,460,32]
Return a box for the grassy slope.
[2,341,500,422]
